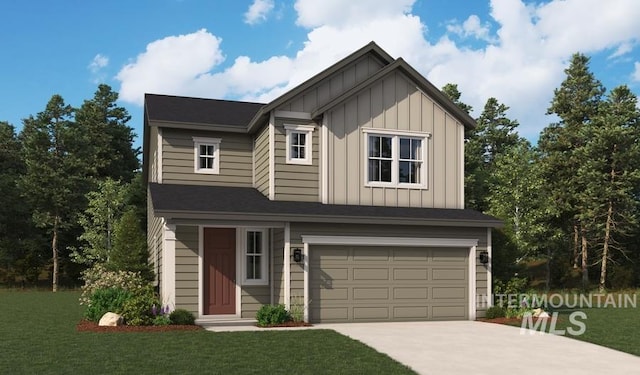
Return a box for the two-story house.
[143,42,501,324]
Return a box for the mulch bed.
[257,321,313,328]
[76,320,204,333]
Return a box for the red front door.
[204,228,236,315]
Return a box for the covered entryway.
[203,228,236,315]
[309,245,469,323]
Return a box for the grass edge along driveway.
[0,290,415,374]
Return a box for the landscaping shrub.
[120,285,161,326]
[170,309,196,325]
[80,264,150,307]
[256,304,290,327]
[485,306,506,319]
[84,287,132,322]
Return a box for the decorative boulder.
[99,312,124,326]
[532,308,550,318]
[532,308,543,317]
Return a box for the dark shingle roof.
[145,94,265,126]
[149,183,501,227]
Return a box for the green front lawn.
[0,290,414,374]
[500,293,640,356]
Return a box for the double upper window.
[193,137,221,174]
[285,124,315,165]
[365,129,428,187]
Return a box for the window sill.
[365,182,427,189]
[286,158,312,165]
[194,169,219,175]
[242,279,269,286]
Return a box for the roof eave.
[154,209,503,228]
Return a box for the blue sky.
[2,0,639,148]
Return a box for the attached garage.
[302,236,479,323]
[309,246,468,322]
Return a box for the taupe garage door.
[309,246,468,323]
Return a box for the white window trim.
[241,228,269,286]
[284,124,315,165]
[362,129,429,188]
[193,137,221,174]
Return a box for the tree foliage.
[70,178,129,266]
[19,95,94,291]
[75,84,140,182]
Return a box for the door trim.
[301,235,479,322]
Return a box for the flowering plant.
[152,304,172,326]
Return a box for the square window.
[193,137,221,174]
[285,124,314,165]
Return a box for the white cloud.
[633,62,640,82]
[244,0,275,25]
[88,54,108,73]
[116,0,640,139]
[609,42,634,59]
[294,0,415,28]
[446,15,495,42]
[88,54,109,83]
[116,29,225,105]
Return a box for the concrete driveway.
[318,321,640,375]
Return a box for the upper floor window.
[364,129,429,187]
[284,124,315,165]
[244,229,268,285]
[193,137,221,174]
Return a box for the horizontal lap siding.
[327,71,464,209]
[162,128,253,186]
[254,125,270,196]
[273,121,319,202]
[147,188,163,286]
[175,226,199,315]
[242,286,270,318]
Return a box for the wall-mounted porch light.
[292,248,303,263]
[479,251,489,264]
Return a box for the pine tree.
[75,84,140,182]
[539,53,605,289]
[19,95,93,291]
[576,85,640,290]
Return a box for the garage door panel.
[432,286,466,299]
[394,306,429,319]
[353,287,389,300]
[393,249,429,261]
[315,307,349,321]
[310,245,468,323]
[311,247,348,261]
[432,268,466,280]
[353,247,390,260]
[313,287,348,300]
[353,306,389,320]
[353,268,389,280]
[312,267,348,281]
[394,268,428,280]
[394,287,428,299]
[432,305,466,320]
[432,248,467,262]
